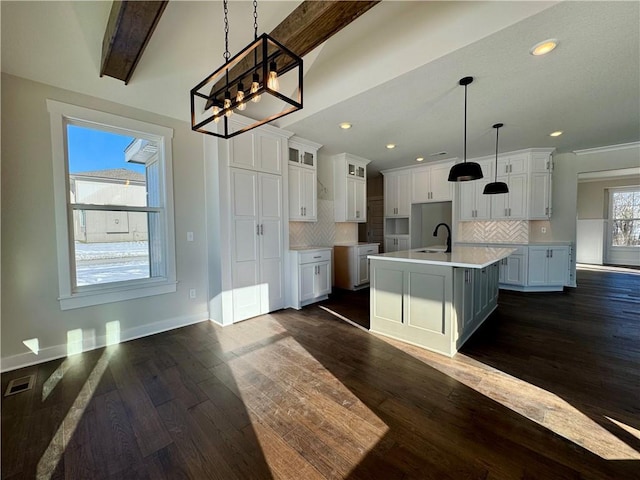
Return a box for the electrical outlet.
[187,231,194,242]
[541,227,547,234]
[189,288,196,299]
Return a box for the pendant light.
[448,76,484,182]
[190,0,303,139]
[483,123,509,195]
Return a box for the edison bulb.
[250,73,261,103]
[236,83,246,111]
[267,62,279,92]
[213,105,221,124]
[224,92,232,118]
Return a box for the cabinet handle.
[256,225,260,236]
[356,210,360,218]
[304,207,307,216]
[546,160,549,171]
[550,250,553,258]
[504,208,507,217]
[313,255,321,259]
[508,207,511,216]
[301,206,304,216]
[260,224,264,235]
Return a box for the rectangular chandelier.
[190,33,303,139]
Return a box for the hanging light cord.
[494,125,499,181]
[223,0,230,63]
[253,0,258,40]
[463,82,468,164]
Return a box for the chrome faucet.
[433,223,452,253]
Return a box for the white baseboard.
[1,311,209,373]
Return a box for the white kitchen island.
[368,246,516,357]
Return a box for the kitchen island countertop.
[369,246,516,269]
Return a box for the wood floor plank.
[109,351,172,457]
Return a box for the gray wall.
[1,73,210,368]
[577,176,640,219]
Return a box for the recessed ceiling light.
[339,122,352,130]
[530,39,558,56]
[550,130,563,137]
[386,144,396,149]
[416,157,424,162]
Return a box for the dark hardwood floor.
[2,269,639,479]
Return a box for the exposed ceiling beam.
[270,0,380,58]
[205,0,380,107]
[101,1,168,85]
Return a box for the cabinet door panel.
[547,248,568,285]
[260,174,282,219]
[398,237,410,251]
[384,176,397,216]
[384,237,397,253]
[530,173,551,219]
[507,173,528,219]
[357,255,369,284]
[475,180,492,220]
[232,170,257,216]
[288,167,303,220]
[316,262,331,296]
[406,272,446,334]
[459,183,476,221]
[355,179,366,221]
[490,178,509,219]
[302,169,317,219]
[230,134,256,170]
[430,163,453,201]
[261,257,283,312]
[257,133,281,174]
[504,254,525,285]
[397,173,411,216]
[411,168,430,203]
[527,247,548,286]
[372,267,404,323]
[347,177,357,221]
[300,264,316,301]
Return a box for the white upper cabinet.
[288,136,321,222]
[458,149,554,222]
[458,159,493,221]
[529,151,553,219]
[333,153,370,223]
[229,130,282,175]
[411,161,454,204]
[384,171,411,217]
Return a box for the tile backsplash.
[289,199,358,247]
[456,220,529,244]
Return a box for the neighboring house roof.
[70,168,145,183]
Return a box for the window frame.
[47,100,177,310]
[608,186,640,248]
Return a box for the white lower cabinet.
[290,248,332,309]
[528,246,569,287]
[333,243,379,290]
[498,246,528,286]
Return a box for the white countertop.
[333,242,380,247]
[368,246,517,269]
[289,246,332,251]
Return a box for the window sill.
[59,280,177,310]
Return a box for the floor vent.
[4,374,35,397]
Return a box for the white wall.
[1,74,210,370]
[577,177,640,219]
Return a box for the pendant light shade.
[449,76,484,182]
[483,123,510,195]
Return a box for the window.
[610,187,640,247]
[47,100,176,310]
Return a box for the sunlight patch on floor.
[378,335,640,460]
[37,348,114,479]
[220,325,389,478]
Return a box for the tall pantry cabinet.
[205,118,293,325]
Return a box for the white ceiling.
[2,1,639,176]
